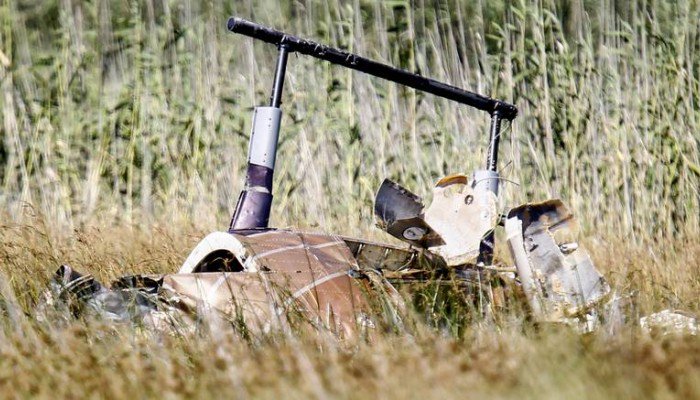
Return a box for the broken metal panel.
[232,230,368,336]
[640,310,698,336]
[505,200,611,321]
[342,237,418,271]
[171,230,371,336]
[423,174,498,266]
[162,269,369,337]
[374,179,444,248]
[373,175,498,266]
[161,272,279,333]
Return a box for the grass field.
[1,0,699,398]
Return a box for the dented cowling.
[423,174,498,266]
[374,174,498,266]
[373,179,444,248]
[505,200,611,322]
[168,230,378,336]
[41,230,418,338]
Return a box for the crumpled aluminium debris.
[374,174,498,266]
[39,231,391,338]
[39,178,664,337]
[505,200,611,324]
[36,265,179,331]
[640,309,698,336]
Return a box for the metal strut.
[270,44,289,107]
[475,110,504,265]
[486,110,502,172]
[227,17,518,234]
[227,17,518,120]
[229,44,289,230]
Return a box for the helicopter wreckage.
[40,18,696,338]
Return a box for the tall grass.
[1,1,700,398]
[1,0,698,242]
[0,219,697,399]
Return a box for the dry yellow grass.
[0,217,698,399]
[2,0,700,398]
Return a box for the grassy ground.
[0,220,698,399]
[1,0,699,398]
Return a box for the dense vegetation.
[2,0,698,239]
[1,0,698,398]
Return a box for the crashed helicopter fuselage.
[43,17,614,338]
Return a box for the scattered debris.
[505,200,611,322]
[640,310,698,336]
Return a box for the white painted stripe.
[205,274,229,304]
[288,270,350,303]
[249,240,344,262]
[245,230,277,238]
[251,243,305,260]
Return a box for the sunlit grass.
[1,0,698,240]
[1,0,699,398]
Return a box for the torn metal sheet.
[423,174,498,266]
[505,200,611,321]
[342,237,418,271]
[41,231,423,338]
[174,230,376,337]
[640,309,698,336]
[374,179,444,248]
[373,175,498,266]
